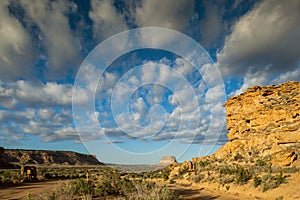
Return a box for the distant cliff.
[0,148,103,167]
[159,156,178,166]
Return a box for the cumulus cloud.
[232,67,300,96]
[100,57,226,144]
[0,0,84,80]
[0,79,78,144]
[0,106,78,143]
[0,80,73,107]
[217,0,300,76]
[0,0,35,80]
[89,0,128,41]
[135,0,194,31]
[19,0,82,78]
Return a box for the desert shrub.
[37,178,94,200]
[281,166,299,173]
[127,180,179,200]
[192,174,204,183]
[199,160,209,167]
[253,176,262,187]
[73,178,94,195]
[43,173,52,179]
[275,172,286,185]
[219,176,235,185]
[24,193,34,200]
[118,178,135,194]
[275,196,283,200]
[41,181,77,200]
[235,166,251,185]
[219,165,235,175]
[163,173,169,181]
[97,180,118,196]
[261,172,286,192]
[256,159,266,166]
[233,153,244,161]
[0,170,13,184]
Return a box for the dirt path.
[169,184,239,200]
[155,179,241,200]
[0,180,62,200]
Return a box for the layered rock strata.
[214,81,299,166]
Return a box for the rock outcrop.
[1,148,103,166]
[169,81,299,180]
[214,81,299,167]
[159,156,178,166]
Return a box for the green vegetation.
[235,165,251,185]
[255,159,267,166]
[11,166,179,200]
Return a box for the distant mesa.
[0,147,103,168]
[159,156,178,166]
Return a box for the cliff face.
[214,81,300,166]
[0,148,103,166]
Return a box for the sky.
[0,0,299,164]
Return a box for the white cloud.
[0,80,72,109]
[231,69,269,95]
[0,0,34,80]
[271,68,300,85]
[135,0,194,31]
[174,58,194,78]
[19,0,82,78]
[14,80,72,106]
[89,0,128,41]
[217,0,300,76]
[38,108,56,120]
[231,65,300,96]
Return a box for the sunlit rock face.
[215,81,300,167]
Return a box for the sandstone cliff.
[0,148,103,167]
[167,81,300,199]
[214,81,299,167]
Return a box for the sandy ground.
[0,180,62,200]
[155,179,241,200]
[1,173,299,200]
[162,173,300,200]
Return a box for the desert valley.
[0,81,299,200]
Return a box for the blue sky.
[0,0,299,164]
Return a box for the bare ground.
[0,180,61,200]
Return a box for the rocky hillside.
[0,148,103,166]
[167,81,300,199]
[215,81,299,167]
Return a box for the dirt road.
[0,180,61,200]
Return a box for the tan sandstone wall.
[215,81,300,166]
